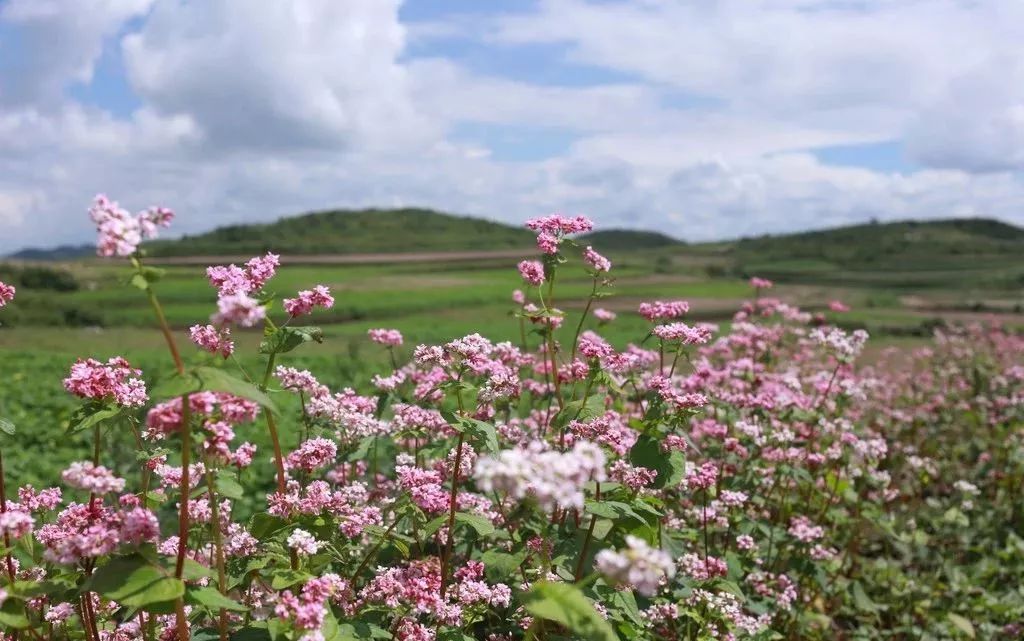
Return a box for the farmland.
[0,209,1022,640]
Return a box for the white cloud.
[1,0,1023,254]
[0,0,154,107]
[121,0,435,153]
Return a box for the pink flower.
[525,213,594,254]
[212,292,265,327]
[750,277,774,290]
[517,260,545,286]
[829,300,850,312]
[368,328,403,347]
[63,357,148,407]
[639,300,689,322]
[206,253,279,296]
[583,246,611,272]
[0,281,14,307]
[593,308,616,323]
[61,461,125,495]
[284,285,334,317]
[88,194,173,257]
[189,324,234,358]
[512,289,525,305]
[286,438,338,472]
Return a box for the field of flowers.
[0,195,1020,641]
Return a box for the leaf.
[86,554,185,609]
[454,512,495,536]
[181,558,215,582]
[129,266,166,290]
[230,627,272,641]
[260,326,324,355]
[194,367,278,414]
[628,435,684,489]
[150,372,202,399]
[67,400,122,434]
[523,581,617,641]
[422,515,447,538]
[552,395,605,430]
[186,586,248,612]
[480,549,526,583]
[948,613,975,639]
[454,417,500,452]
[270,569,311,590]
[0,418,14,436]
[216,469,245,500]
[0,599,29,629]
[850,581,879,614]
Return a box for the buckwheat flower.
[63,357,147,407]
[512,289,525,305]
[517,260,545,286]
[595,535,675,596]
[787,515,824,542]
[44,602,75,623]
[207,253,279,295]
[275,367,325,395]
[583,246,611,272]
[213,292,265,327]
[88,194,173,257]
[653,322,713,345]
[474,440,606,510]
[284,285,334,317]
[287,529,322,556]
[593,308,616,323]
[61,461,125,495]
[0,509,33,539]
[413,344,446,365]
[810,327,869,362]
[286,438,338,473]
[639,300,689,322]
[578,330,614,360]
[189,324,234,358]
[750,277,773,290]
[610,460,657,491]
[828,300,850,312]
[121,507,160,545]
[368,328,403,346]
[736,534,756,551]
[0,281,14,307]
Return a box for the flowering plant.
[0,202,1020,641]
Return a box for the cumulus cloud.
[0,0,1023,253]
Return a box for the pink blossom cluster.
[596,535,676,596]
[524,213,594,254]
[63,356,147,407]
[517,260,545,286]
[583,246,611,272]
[0,280,14,307]
[189,324,234,358]
[474,440,606,510]
[368,328,403,346]
[283,285,334,317]
[639,300,690,321]
[88,194,173,257]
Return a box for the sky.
[2,0,1024,253]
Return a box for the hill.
[8,244,94,261]
[719,217,1024,288]
[145,208,535,257]
[579,229,681,250]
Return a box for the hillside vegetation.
[146,208,536,256]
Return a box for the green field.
[1,213,1022,493]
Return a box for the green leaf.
[230,627,272,641]
[260,326,324,355]
[523,581,617,641]
[130,266,166,290]
[454,417,500,452]
[67,400,122,434]
[86,554,185,609]
[0,418,14,436]
[181,558,215,582]
[422,515,447,538]
[850,581,879,614]
[628,435,684,489]
[194,366,278,414]
[186,586,248,612]
[552,395,605,430]
[216,469,245,500]
[270,569,311,590]
[948,613,975,639]
[480,549,526,583]
[454,512,495,536]
[0,599,29,629]
[150,372,202,399]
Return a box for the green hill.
[579,229,681,250]
[718,218,1024,289]
[146,208,535,257]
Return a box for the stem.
[174,394,192,641]
[0,450,16,582]
[574,482,600,581]
[569,278,599,363]
[259,354,287,493]
[350,518,400,584]
[203,457,229,641]
[439,433,465,598]
[145,287,185,375]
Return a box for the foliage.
[0,207,1021,641]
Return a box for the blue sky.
[0,0,1023,252]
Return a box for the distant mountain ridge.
[6,207,1022,261]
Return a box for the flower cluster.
[88,194,173,257]
[62,356,147,407]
